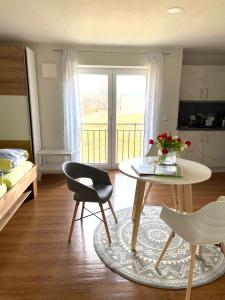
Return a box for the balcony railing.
[80,123,144,164]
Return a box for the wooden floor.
[0,171,225,300]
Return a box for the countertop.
[177,127,225,131]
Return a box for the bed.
[0,140,37,231]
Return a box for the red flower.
[162,148,169,154]
[149,139,154,145]
[185,140,191,147]
[167,136,172,142]
[161,132,167,138]
[177,137,182,143]
[158,135,163,141]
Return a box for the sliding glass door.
[78,68,146,168]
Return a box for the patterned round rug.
[94,206,225,289]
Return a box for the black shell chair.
[62,162,117,244]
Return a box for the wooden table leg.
[176,184,193,213]
[177,185,184,213]
[178,184,198,256]
[131,180,146,252]
[183,184,193,213]
[141,182,152,214]
[132,180,146,221]
[171,185,178,211]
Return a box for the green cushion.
[3,161,33,189]
[0,149,29,172]
[0,158,13,172]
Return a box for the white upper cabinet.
[180,65,225,101]
[180,65,206,101]
[204,66,225,100]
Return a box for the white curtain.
[63,50,81,161]
[143,53,163,154]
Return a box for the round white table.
[119,157,212,251]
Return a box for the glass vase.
[157,149,177,165]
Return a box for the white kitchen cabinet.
[204,66,225,101]
[178,131,204,163]
[180,65,206,101]
[180,65,225,101]
[178,131,225,168]
[202,131,225,167]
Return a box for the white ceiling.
[1,0,225,49]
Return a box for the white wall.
[29,44,183,148]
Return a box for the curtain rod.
[53,49,170,55]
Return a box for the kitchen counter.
[177,127,225,131]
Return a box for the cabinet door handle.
[203,132,208,143]
[205,88,208,99]
[200,88,203,99]
[200,133,203,143]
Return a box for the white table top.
[119,157,212,185]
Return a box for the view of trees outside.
[116,75,146,162]
[78,73,146,164]
[79,74,108,163]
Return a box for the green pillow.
[0,158,13,172]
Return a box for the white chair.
[155,196,225,300]
[142,144,179,212]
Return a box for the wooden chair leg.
[155,231,175,269]
[220,242,225,256]
[185,244,197,300]
[141,182,152,214]
[99,203,111,244]
[68,201,80,242]
[81,202,85,219]
[108,200,117,223]
[197,245,203,258]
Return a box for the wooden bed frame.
[0,140,37,231]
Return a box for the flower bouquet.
[149,132,191,165]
